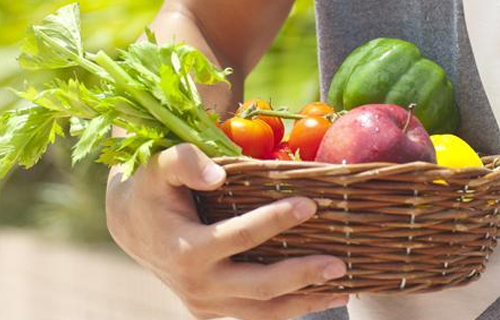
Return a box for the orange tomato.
[238,99,284,146]
[289,117,331,161]
[221,117,275,159]
[300,102,335,118]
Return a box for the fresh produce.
[221,118,274,159]
[289,116,331,161]
[328,38,459,134]
[315,104,436,164]
[237,99,284,145]
[299,102,335,118]
[431,134,483,168]
[0,5,480,182]
[0,3,242,179]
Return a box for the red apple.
[315,104,436,164]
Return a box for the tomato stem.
[241,106,347,123]
[242,108,306,120]
[403,103,417,133]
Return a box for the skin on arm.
[106,1,349,319]
[150,0,295,115]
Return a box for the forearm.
[149,0,295,115]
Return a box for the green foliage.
[72,112,114,164]
[19,3,84,70]
[0,0,163,112]
[0,0,317,243]
[2,3,240,181]
[0,107,64,177]
[98,135,163,179]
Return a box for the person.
[105,1,500,319]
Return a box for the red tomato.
[289,117,331,161]
[271,142,292,160]
[238,99,284,146]
[300,102,335,118]
[221,117,275,159]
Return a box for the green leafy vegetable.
[0,107,64,177]
[1,3,241,180]
[19,3,84,70]
[72,112,115,165]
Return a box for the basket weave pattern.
[195,156,500,294]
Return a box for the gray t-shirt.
[296,0,500,319]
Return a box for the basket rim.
[212,155,499,171]
[211,155,500,187]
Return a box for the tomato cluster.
[220,99,335,161]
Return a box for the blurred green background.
[0,0,318,243]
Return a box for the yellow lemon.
[430,134,483,168]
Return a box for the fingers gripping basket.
[195,156,500,294]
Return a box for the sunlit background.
[0,0,317,319]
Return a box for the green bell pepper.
[328,38,459,134]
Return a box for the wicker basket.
[195,156,500,294]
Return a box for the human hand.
[106,143,348,320]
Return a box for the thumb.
[153,143,226,191]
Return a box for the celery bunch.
[0,3,241,179]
